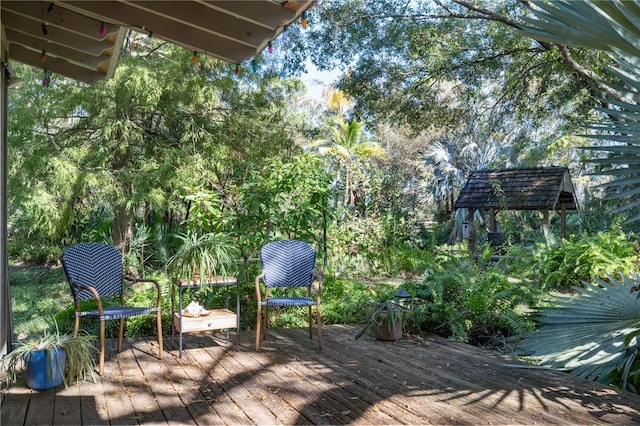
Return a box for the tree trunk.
[113,202,133,252]
[345,166,352,207]
[111,149,133,253]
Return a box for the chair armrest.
[69,280,105,315]
[123,276,162,307]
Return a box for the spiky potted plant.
[167,230,239,284]
[355,299,408,341]
[1,323,97,390]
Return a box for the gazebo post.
[560,207,566,239]
[541,208,551,242]
[488,208,496,232]
[468,209,476,254]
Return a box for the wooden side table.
[171,276,240,357]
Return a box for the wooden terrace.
[2,325,640,425]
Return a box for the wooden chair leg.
[308,305,313,339]
[262,305,269,341]
[255,304,262,351]
[156,311,163,359]
[117,318,125,353]
[73,315,80,337]
[99,320,105,376]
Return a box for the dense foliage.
[511,0,640,393]
[404,252,536,347]
[16,229,633,355]
[293,0,620,227]
[534,229,637,291]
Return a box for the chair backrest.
[62,242,124,300]
[260,240,316,288]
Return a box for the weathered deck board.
[24,386,57,424]
[118,339,167,424]
[167,343,226,425]
[325,332,556,424]
[101,339,144,425]
[53,384,82,426]
[197,342,281,424]
[132,340,196,425]
[77,374,109,425]
[0,377,30,425]
[217,345,302,424]
[184,342,254,424]
[2,325,640,425]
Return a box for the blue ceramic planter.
[25,348,66,390]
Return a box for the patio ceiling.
[1,0,315,84]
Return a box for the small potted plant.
[355,299,409,341]
[167,230,239,283]
[1,323,97,390]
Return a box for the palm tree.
[426,133,505,217]
[315,115,384,208]
[323,87,352,115]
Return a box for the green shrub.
[10,266,71,339]
[405,254,537,348]
[266,276,397,329]
[383,243,434,278]
[8,239,61,264]
[535,229,637,291]
[328,216,385,276]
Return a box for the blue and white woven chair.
[62,242,163,375]
[255,240,322,351]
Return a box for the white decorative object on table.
[182,301,209,317]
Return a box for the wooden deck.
[2,324,640,425]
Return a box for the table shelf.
[171,276,239,357]
[174,309,237,332]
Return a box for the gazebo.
[453,167,579,250]
[0,0,317,357]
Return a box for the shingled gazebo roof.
[454,167,578,211]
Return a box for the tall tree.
[303,0,613,128]
[7,65,92,251]
[292,0,617,179]
[7,36,312,255]
[314,116,383,209]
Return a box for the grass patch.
[10,264,71,340]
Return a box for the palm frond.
[520,274,640,389]
[522,1,640,54]
[522,1,640,222]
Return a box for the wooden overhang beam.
[54,1,305,64]
[2,2,123,83]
